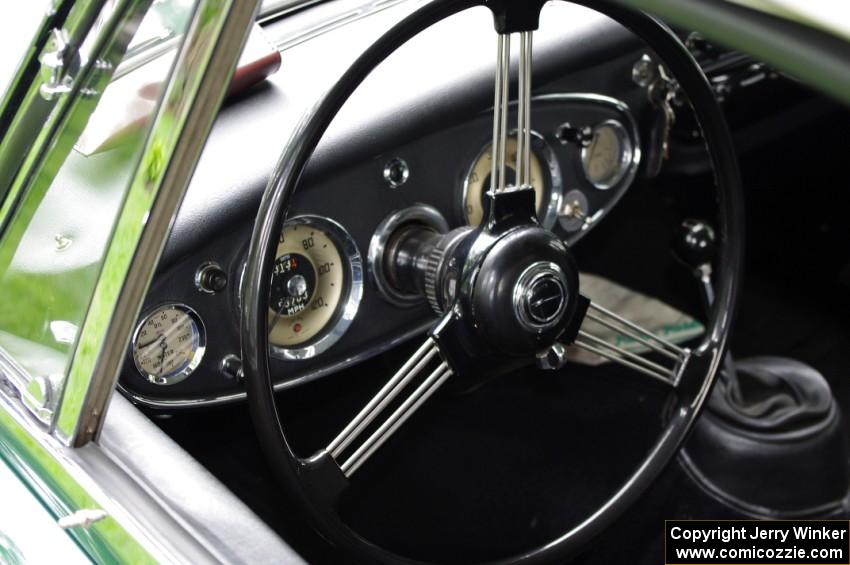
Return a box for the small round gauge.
[462,133,562,227]
[268,216,362,360]
[581,119,634,190]
[132,304,205,386]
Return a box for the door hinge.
[39,28,76,100]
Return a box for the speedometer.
[268,216,362,360]
[461,132,562,228]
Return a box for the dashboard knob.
[674,219,717,270]
[195,262,228,294]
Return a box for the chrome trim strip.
[0,0,113,232]
[56,0,262,446]
[266,0,418,51]
[0,369,207,563]
[118,319,433,409]
[98,394,304,564]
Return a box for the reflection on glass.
[0,0,194,423]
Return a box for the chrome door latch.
[39,28,76,100]
[57,508,108,530]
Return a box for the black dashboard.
[117,0,817,409]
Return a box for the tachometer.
[268,216,362,360]
[461,132,561,228]
[132,304,205,386]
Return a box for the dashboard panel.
[112,0,695,409]
[118,0,809,410]
[119,89,645,408]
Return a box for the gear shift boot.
[672,219,849,515]
[682,356,849,514]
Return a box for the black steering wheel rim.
[241,1,744,563]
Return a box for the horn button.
[469,225,581,356]
[516,262,568,329]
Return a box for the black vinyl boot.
[675,220,850,516]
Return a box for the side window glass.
[0,0,196,425]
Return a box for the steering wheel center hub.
[462,223,581,356]
[514,261,569,330]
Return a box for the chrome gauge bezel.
[460,129,563,229]
[269,215,363,361]
[580,119,636,191]
[131,303,206,386]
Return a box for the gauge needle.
[269,309,283,336]
[158,336,167,376]
[587,131,600,158]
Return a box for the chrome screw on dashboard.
[383,158,409,188]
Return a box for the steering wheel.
[242,0,744,562]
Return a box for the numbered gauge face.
[581,120,634,190]
[268,216,362,359]
[132,304,205,386]
[463,137,547,226]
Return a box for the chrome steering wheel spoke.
[322,328,454,478]
[490,32,510,194]
[572,300,691,387]
[516,31,533,188]
[487,29,535,227]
